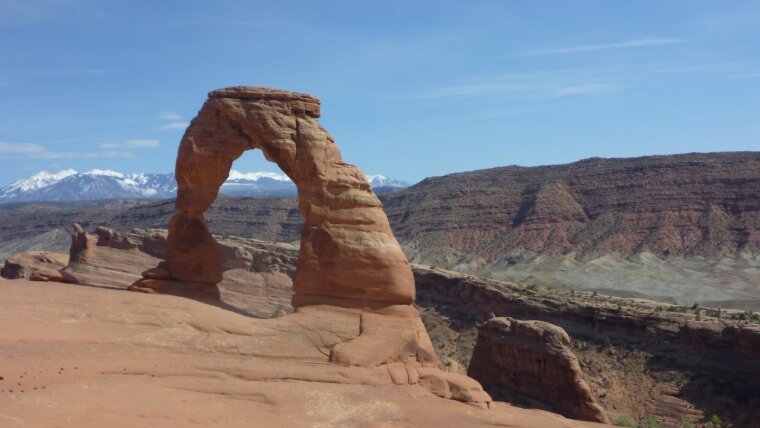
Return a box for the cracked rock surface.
[0,279,606,427]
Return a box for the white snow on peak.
[4,169,78,192]
[42,169,78,180]
[364,174,408,187]
[84,169,124,178]
[226,170,292,182]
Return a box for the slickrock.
[468,317,609,423]
[0,279,607,428]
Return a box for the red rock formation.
[468,317,609,423]
[131,87,414,307]
[126,87,491,407]
[384,152,760,261]
[0,279,603,427]
[0,251,67,280]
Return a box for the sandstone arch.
[130,87,415,308]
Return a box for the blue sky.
[0,1,758,185]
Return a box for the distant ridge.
[0,169,409,203]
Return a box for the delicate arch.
[133,87,415,307]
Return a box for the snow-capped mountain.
[0,170,178,203]
[364,175,407,188]
[0,169,410,203]
[364,175,410,194]
[221,170,295,197]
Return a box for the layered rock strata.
[414,266,760,426]
[468,317,609,423]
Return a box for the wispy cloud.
[154,111,189,131]
[730,72,760,79]
[159,111,182,121]
[154,122,188,131]
[100,139,159,149]
[0,142,53,158]
[31,68,109,77]
[411,79,617,101]
[547,83,616,98]
[517,38,686,57]
[0,141,134,159]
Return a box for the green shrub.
[613,416,636,427]
[642,416,662,428]
[706,414,725,428]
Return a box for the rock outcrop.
[468,317,609,423]
[59,225,167,290]
[132,87,414,309]
[385,152,760,261]
[0,279,609,428]
[123,86,491,407]
[1,251,67,280]
[414,265,760,426]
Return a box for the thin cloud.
[154,111,189,131]
[100,139,159,149]
[154,122,189,131]
[730,72,760,79]
[410,81,617,101]
[517,38,686,57]
[545,83,616,98]
[31,68,110,77]
[0,141,134,159]
[0,142,54,158]
[159,111,182,121]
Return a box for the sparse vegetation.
[733,310,760,323]
[667,305,689,313]
[613,415,636,427]
[642,416,662,428]
[705,414,726,428]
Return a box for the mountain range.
[1,152,759,308]
[0,169,409,203]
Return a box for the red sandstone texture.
[125,86,494,408]
[468,317,609,423]
[133,87,414,307]
[0,251,67,280]
[0,279,607,428]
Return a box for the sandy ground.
[0,279,607,427]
